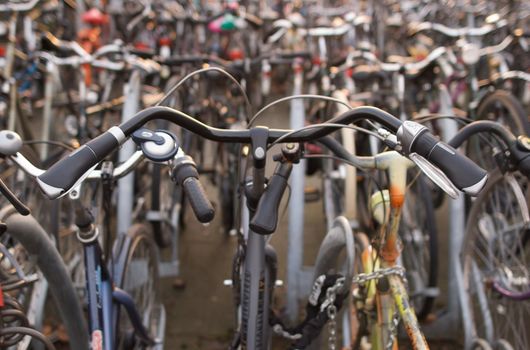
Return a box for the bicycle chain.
[351,266,406,350]
[351,266,407,285]
[385,311,401,350]
[321,277,345,350]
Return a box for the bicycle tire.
[462,170,530,350]
[220,172,235,235]
[477,90,530,134]
[238,244,276,350]
[2,207,89,350]
[399,174,438,320]
[313,216,355,284]
[472,338,494,350]
[468,90,530,171]
[308,216,354,349]
[116,223,163,349]
[495,339,515,350]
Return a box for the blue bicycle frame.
[82,233,154,350]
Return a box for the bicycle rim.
[463,171,530,349]
[117,224,160,349]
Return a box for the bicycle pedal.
[304,187,320,202]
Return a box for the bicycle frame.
[239,137,274,349]
[353,152,429,350]
[80,228,155,350]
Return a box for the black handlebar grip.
[172,155,214,223]
[250,163,292,235]
[398,121,487,196]
[182,177,215,223]
[37,127,125,199]
[278,51,312,60]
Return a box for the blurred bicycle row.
[0,0,528,349]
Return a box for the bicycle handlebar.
[36,106,487,199]
[0,0,40,12]
[408,19,508,37]
[250,161,292,234]
[37,126,126,198]
[38,35,161,73]
[9,150,143,180]
[448,121,530,176]
[340,47,449,77]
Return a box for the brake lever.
[408,152,460,199]
[0,177,30,215]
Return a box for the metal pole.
[421,86,472,343]
[439,87,474,348]
[286,66,306,322]
[117,71,141,236]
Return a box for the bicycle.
[448,120,530,349]
[8,125,165,349]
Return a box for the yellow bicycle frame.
[353,151,429,350]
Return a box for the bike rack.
[117,71,140,237]
[286,67,311,322]
[116,71,181,278]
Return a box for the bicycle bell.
[132,128,179,162]
[0,130,23,156]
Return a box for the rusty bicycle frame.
[350,151,429,350]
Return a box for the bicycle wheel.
[468,90,529,171]
[219,170,235,235]
[399,174,438,320]
[116,224,163,349]
[215,139,238,236]
[313,217,355,283]
[463,170,530,349]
